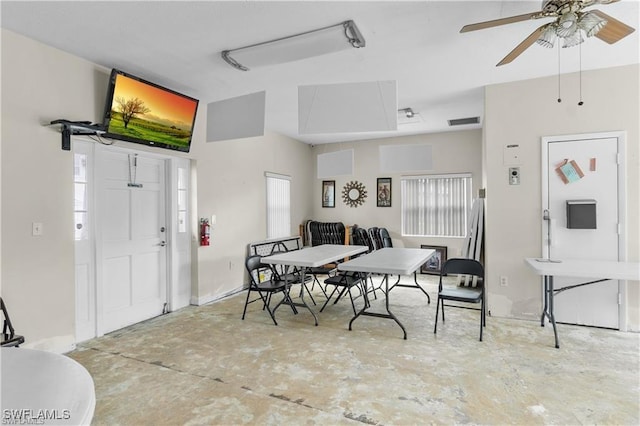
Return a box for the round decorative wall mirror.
[342,181,367,207]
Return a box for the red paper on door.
[555,159,584,184]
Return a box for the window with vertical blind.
[401,174,472,237]
[266,172,291,239]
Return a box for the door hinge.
[618,293,622,306]
[616,153,622,165]
[617,223,622,235]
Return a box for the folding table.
[338,247,434,339]
[525,257,640,348]
[261,244,368,325]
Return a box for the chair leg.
[283,288,298,315]
[241,289,252,320]
[303,282,317,305]
[313,275,329,298]
[333,287,348,304]
[433,296,440,334]
[320,287,339,312]
[264,296,278,326]
[479,298,484,342]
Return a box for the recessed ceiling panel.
[299,80,397,134]
[207,91,265,142]
[317,149,354,179]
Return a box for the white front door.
[96,146,168,334]
[542,132,624,329]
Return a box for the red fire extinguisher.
[200,218,210,246]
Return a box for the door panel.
[544,136,620,329]
[97,148,167,334]
[104,256,132,311]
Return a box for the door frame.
[540,131,627,330]
[74,137,191,339]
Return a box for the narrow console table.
[525,257,640,348]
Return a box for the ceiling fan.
[461,0,636,66]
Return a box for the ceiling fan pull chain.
[578,43,584,106]
[557,42,562,103]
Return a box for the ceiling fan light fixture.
[562,30,584,47]
[579,12,608,37]
[536,24,557,48]
[556,12,579,37]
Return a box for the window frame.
[400,173,473,238]
[265,172,292,239]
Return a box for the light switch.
[32,222,43,236]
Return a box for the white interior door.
[96,147,168,334]
[542,133,623,329]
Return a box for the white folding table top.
[261,244,368,268]
[1,347,96,425]
[525,258,640,281]
[338,247,435,275]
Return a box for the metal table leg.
[388,271,430,303]
[273,266,318,326]
[540,275,560,348]
[349,274,407,339]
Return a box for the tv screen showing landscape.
[103,69,199,152]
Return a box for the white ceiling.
[1,1,638,144]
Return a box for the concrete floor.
[69,275,640,425]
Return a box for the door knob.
[159,241,166,247]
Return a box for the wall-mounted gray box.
[566,199,597,229]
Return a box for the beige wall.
[0,29,314,351]
[189,131,314,304]
[1,30,108,352]
[484,64,639,330]
[310,130,483,255]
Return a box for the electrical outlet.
[500,276,508,287]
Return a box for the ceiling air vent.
[448,116,480,126]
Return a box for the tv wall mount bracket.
[49,119,106,151]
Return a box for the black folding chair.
[321,271,365,315]
[434,258,485,341]
[1,297,25,347]
[242,255,295,325]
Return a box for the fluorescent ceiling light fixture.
[222,20,365,71]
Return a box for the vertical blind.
[401,174,472,237]
[266,173,291,239]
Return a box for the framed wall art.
[377,177,392,207]
[420,245,448,275]
[322,180,335,208]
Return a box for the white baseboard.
[190,286,245,306]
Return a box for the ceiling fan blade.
[460,12,544,33]
[497,26,546,66]
[590,9,636,44]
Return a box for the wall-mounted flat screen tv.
[103,69,199,152]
